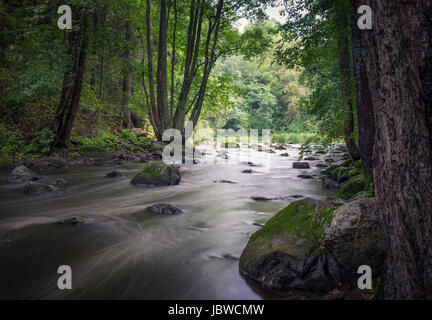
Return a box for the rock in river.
[8,166,39,183]
[106,171,123,178]
[146,204,183,215]
[251,196,278,202]
[239,197,386,292]
[22,181,57,193]
[131,161,181,187]
[61,216,87,225]
[293,162,310,169]
[239,199,338,292]
[298,174,314,179]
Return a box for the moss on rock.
[337,175,366,200]
[239,199,341,291]
[131,161,181,186]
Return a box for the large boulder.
[239,197,386,293]
[8,166,39,183]
[239,199,340,292]
[323,198,386,285]
[131,161,181,186]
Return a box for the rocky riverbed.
[0,141,378,299]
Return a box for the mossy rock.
[239,199,340,291]
[337,175,366,200]
[220,142,240,149]
[8,166,39,183]
[22,181,57,193]
[131,161,181,187]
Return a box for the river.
[0,144,335,299]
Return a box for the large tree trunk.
[350,0,375,175]
[52,15,89,149]
[361,0,432,299]
[337,0,361,161]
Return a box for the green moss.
[131,161,181,186]
[337,175,366,200]
[341,159,354,167]
[239,199,341,283]
[354,160,363,169]
[252,199,340,247]
[325,165,339,176]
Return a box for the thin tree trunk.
[169,0,177,123]
[146,0,162,137]
[190,0,224,126]
[350,0,375,174]
[156,0,169,131]
[337,0,361,161]
[52,16,90,149]
[362,0,432,299]
[122,21,133,129]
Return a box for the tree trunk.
[350,0,375,175]
[52,16,90,149]
[122,21,133,129]
[156,0,170,131]
[337,0,361,161]
[361,0,432,299]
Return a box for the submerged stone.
[61,216,86,225]
[22,181,57,193]
[251,196,278,202]
[106,171,123,178]
[298,174,314,179]
[146,204,183,215]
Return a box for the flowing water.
[0,144,335,299]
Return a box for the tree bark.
[361,0,432,299]
[337,0,361,161]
